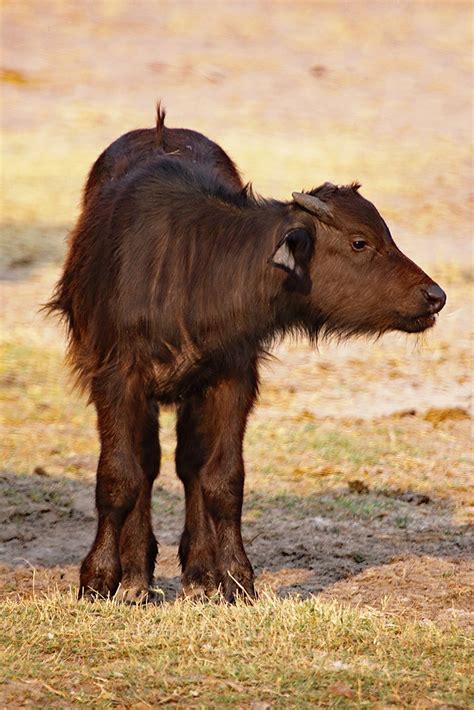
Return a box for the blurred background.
[0,1,472,606]
[1,0,472,269]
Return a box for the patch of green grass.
[247,422,383,473]
[246,418,423,487]
[0,593,471,708]
[394,515,409,530]
[246,489,395,524]
[0,474,74,521]
[302,425,385,466]
[331,493,390,520]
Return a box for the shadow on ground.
[1,469,472,621]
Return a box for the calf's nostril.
[421,283,447,312]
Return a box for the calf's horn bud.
[292,192,333,223]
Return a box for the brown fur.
[47,124,446,603]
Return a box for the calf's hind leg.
[176,366,258,602]
[80,378,149,600]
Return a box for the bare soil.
[1,462,473,627]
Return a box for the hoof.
[180,565,218,602]
[114,584,162,605]
[180,577,221,602]
[220,569,256,604]
[181,584,207,601]
[79,579,117,601]
[79,554,121,601]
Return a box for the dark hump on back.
[162,126,243,190]
[83,128,160,203]
[118,154,249,212]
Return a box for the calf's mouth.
[396,312,437,333]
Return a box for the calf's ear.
[270,228,314,293]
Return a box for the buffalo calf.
[48,153,446,603]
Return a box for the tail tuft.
[156,101,166,146]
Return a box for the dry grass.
[1,592,472,709]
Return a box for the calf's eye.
[352,239,367,251]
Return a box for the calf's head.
[271,182,446,337]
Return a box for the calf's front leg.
[176,365,258,602]
[118,397,160,602]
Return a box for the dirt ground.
[1,0,473,631]
[1,468,473,627]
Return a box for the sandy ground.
[1,1,473,628]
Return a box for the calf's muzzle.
[421,283,446,314]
